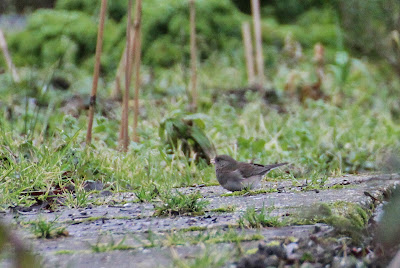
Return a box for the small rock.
[285,242,299,256]
[83,180,104,192]
[100,190,112,197]
[264,255,280,267]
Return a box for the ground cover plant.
[1,53,399,209]
[1,0,400,266]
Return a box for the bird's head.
[211,155,236,169]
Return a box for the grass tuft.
[238,205,284,228]
[154,190,209,216]
[30,217,68,239]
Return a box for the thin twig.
[251,0,264,87]
[132,0,143,143]
[189,0,197,112]
[112,26,135,100]
[241,22,255,86]
[0,28,20,83]
[86,0,108,145]
[120,0,134,151]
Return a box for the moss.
[179,226,207,232]
[303,201,371,242]
[54,250,76,255]
[62,215,132,225]
[221,188,277,197]
[210,205,236,213]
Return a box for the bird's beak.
[210,158,215,165]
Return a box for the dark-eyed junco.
[211,155,288,191]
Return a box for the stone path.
[2,174,399,267]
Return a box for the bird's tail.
[265,162,288,171]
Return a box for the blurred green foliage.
[55,0,128,22]
[261,8,339,49]
[7,0,243,74]
[141,0,243,67]
[5,0,400,75]
[7,9,122,75]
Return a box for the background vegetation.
[0,0,400,209]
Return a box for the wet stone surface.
[1,174,399,267]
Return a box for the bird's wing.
[237,162,287,179]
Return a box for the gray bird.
[211,155,288,191]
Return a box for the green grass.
[54,250,76,255]
[210,205,236,213]
[289,201,371,243]
[30,217,68,239]
[171,246,233,268]
[154,190,209,216]
[1,39,400,210]
[221,188,278,197]
[238,205,284,228]
[135,228,263,248]
[90,236,134,253]
[133,185,159,202]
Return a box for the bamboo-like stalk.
[251,0,264,86]
[86,0,107,145]
[112,26,135,100]
[132,0,142,143]
[119,0,134,151]
[241,22,255,86]
[0,29,20,83]
[189,0,197,112]
[314,43,325,84]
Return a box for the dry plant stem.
[113,52,125,100]
[189,0,198,112]
[314,43,325,85]
[120,0,134,151]
[112,26,135,99]
[86,0,107,145]
[132,0,142,143]
[251,0,264,86]
[0,29,20,83]
[114,74,122,100]
[241,22,255,85]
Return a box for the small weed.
[63,187,91,208]
[179,226,208,232]
[171,245,231,268]
[238,205,284,228]
[30,216,68,239]
[133,185,159,202]
[154,190,209,216]
[292,201,371,243]
[139,228,263,248]
[221,188,277,197]
[54,250,76,255]
[90,236,134,253]
[301,252,314,262]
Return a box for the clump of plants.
[133,185,159,203]
[30,217,68,239]
[90,236,133,253]
[159,112,216,163]
[238,205,284,228]
[154,190,209,216]
[298,202,370,243]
